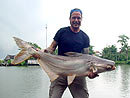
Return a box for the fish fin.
[67,74,76,85]
[38,59,59,82]
[13,37,31,49]
[64,52,82,57]
[12,37,33,65]
[89,66,97,73]
[12,50,31,65]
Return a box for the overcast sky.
[0,0,130,59]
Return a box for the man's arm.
[44,40,58,53]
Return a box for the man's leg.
[68,77,89,98]
[49,76,67,98]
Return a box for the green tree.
[7,59,11,64]
[28,42,41,49]
[0,59,4,64]
[128,48,130,60]
[102,45,118,61]
[89,45,95,55]
[117,35,130,61]
[20,61,26,66]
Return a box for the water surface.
[0,65,130,98]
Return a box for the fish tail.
[11,37,32,65]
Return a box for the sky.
[0,0,130,59]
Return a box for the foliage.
[115,61,126,64]
[0,59,4,64]
[127,60,130,64]
[101,34,130,64]
[102,45,117,61]
[117,35,129,48]
[53,48,58,55]
[117,34,130,61]
[28,42,41,49]
[7,59,27,66]
[117,52,127,61]
[7,59,11,64]
[89,45,95,55]
[128,48,130,60]
[20,61,26,66]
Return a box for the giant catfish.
[12,37,116,85]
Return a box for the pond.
[0,65,130,98]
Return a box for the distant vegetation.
[0,59,4,64]
[90,34,130,64]
[28,42,41,50]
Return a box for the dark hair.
[70,8,82,18]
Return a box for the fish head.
[94,63,116,73]
[84,54,116,74]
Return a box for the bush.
[7,59,11,64]
[0,60,4,64]
[115,61,126,64]
[53,48,58,55]
[20,61,26,66]
[127,60,130,64]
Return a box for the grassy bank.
[115,60,130,65]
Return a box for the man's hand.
[44,40,57,54]
[32,54,40,59]
[87,72,99,79]
[32,48,52,59]
[32,48,41,59]
[44,48,53,53]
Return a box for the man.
[44,8,96,98]
[34,8,96,98]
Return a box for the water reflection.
[0,65,130,98]
[120,65,130,98]
[0,66,50,98]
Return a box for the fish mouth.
[106,65,116,70]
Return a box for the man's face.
[70,11,82,30]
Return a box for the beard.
[70,21,81,30]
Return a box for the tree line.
[89,34,130,64]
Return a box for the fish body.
[12,37,116,85]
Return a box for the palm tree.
[117,35,130,61]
